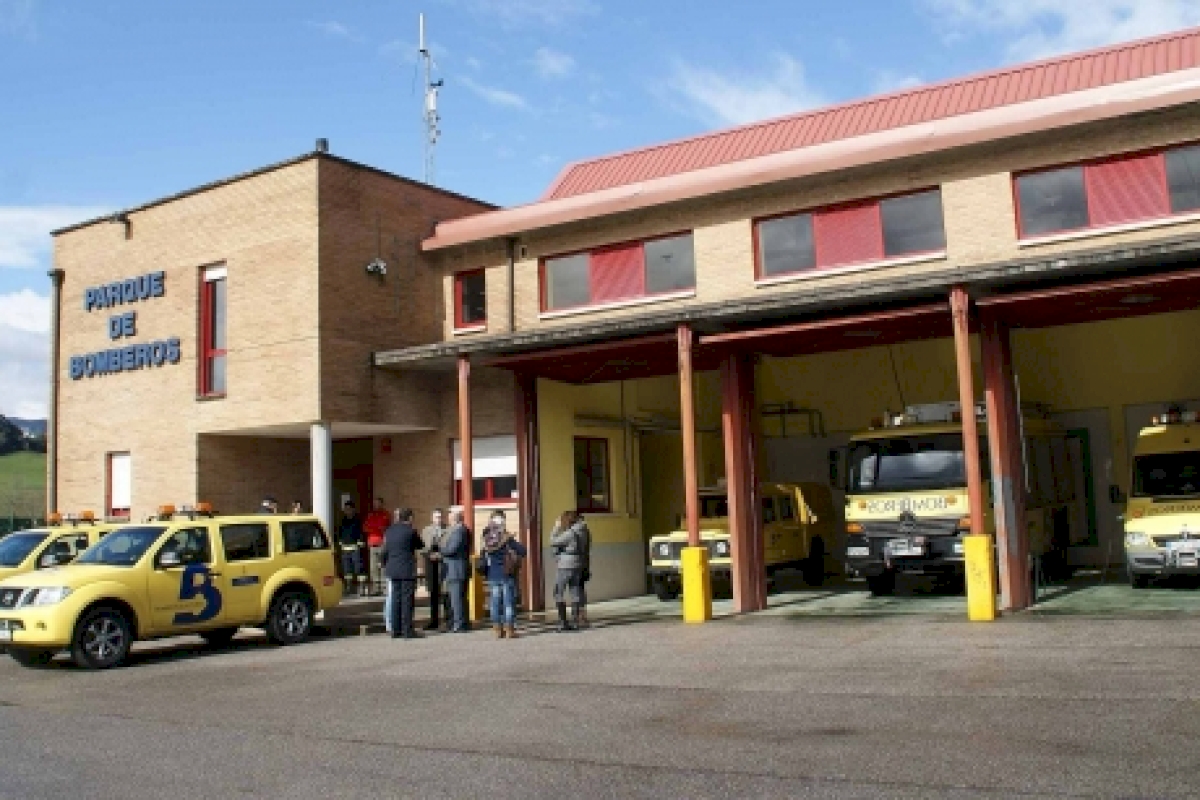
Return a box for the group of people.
[336,500,595,639]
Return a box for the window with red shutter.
[814,202,883,268]
[589,243,645,303]
[541,233,694,312]
[1086,154,1168,227]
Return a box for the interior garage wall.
[197,435,310,516]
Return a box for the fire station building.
[51,28,1200,617]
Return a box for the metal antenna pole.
[419,12,442,185]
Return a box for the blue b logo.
[174,564,222,624]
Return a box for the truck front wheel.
[866,571,896,597]
[653,578,680,601]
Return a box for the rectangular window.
[1014,144,1200,239]
[454,476,518,505]
[452,435,518,506]
[107,452,131,519]
[158,527,211,566]
[573,437,611,513]
[283,521,331,553]
[542,233,695,312]
[755,189,944,278]
[199,265,227,397]
[221,523,270,562]
[454,270,486,329]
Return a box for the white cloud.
[0,291,48,419]
[927,0,1200,60]
[872,70,925,94]
[307,20,359,41]
[462,0,595,28]
[460,76,530,110]
[533,47,575,78]
[0,0,36,40]
[669,54,827,127]
[0,206,108,270]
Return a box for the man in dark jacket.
[441,510,471,633]
[338,501,364,595]
[380,508,424,639]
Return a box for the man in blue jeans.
[479,511,526,639]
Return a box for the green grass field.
[0,452,47,518]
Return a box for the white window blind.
[452,435,517,479]
[109,453,131,511]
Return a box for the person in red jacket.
[364,497,391,596]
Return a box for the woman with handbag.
[479,511,526,639]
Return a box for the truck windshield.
[1133,452,1200,497]
[701,495,729,518]
[0,531,49,567]
[75,526,165,566]
[849,433,986,493]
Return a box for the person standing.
[575,514,593,629]
[338,501,364,596]
[550,511,585,632]
[380,507,424,639]
[259,496,279,514]
[441,510,471,633]
[479,511,527,639]
[290,500,304,514]
[421,508,450,631]
[364,498,390,596]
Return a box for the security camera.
[366,258,388,276]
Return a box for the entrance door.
[1051,410,1116,568]
[333,464,372,520]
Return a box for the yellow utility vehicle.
[0,513,118,583]
[646,482,835,601]
[842,402,1084,596]
[0,504,342,669]
[1123,410,1200,588]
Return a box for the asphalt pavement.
[1,606,1199,799]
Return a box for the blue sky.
[3,0,1200,418]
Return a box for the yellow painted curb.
[682,546,713,623]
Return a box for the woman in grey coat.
[550,510,586,632]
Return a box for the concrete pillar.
[678,324,711,623]
[514,371,545,612]
[46,269,64,516]
[981,313,1032,611]
[950,285,996,621]
[721,352,767,613]
[311,422,333,537]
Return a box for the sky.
[4,0,1200,420]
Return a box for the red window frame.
[106,452,131,520]
[752,187,945,280]
[454,269,487,330]
[198,269,227,398]
[454,477,518,506]
[573,436,611,514]
[1011,141,1200,240]
[539,231,695,313]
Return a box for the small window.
[283,521,330,553]
[574,437,611,513]
[454,270,486,329]
[221,524,270,562]
[778,495,796,521]
[454,476,518,505]
[544,253,591,310]
[1166,144,1200,214]
[644,233,696,294]
[107,452,131,519]
[158,527,211,566]
[200,265,228,397]
[1016,167,1089,237]
[757,213,816,277]
[880,189,946,256]
[761,497,777,524]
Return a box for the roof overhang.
[422,67,1200,252]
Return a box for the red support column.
[678,325,701,548]
[981,313,1032,611]
[514,371,545,612]
[458,355,474,530]
[721,352,766,613]
[950,287,986,535]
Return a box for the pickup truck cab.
[646,482,834,600]
[0,507,342,669]
[0,514,118,583]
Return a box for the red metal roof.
[543,28,1200,202]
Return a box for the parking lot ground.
[4,601,1200,799]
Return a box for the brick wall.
[197,435,311,516]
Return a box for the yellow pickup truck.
[0,514,118,583]
[0,506,342,669]
[646,482,835,601]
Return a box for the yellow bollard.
[964,534,997,621]
[681,546,713,623]
[468,555,487,623]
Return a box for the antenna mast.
[419,12,442,185]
